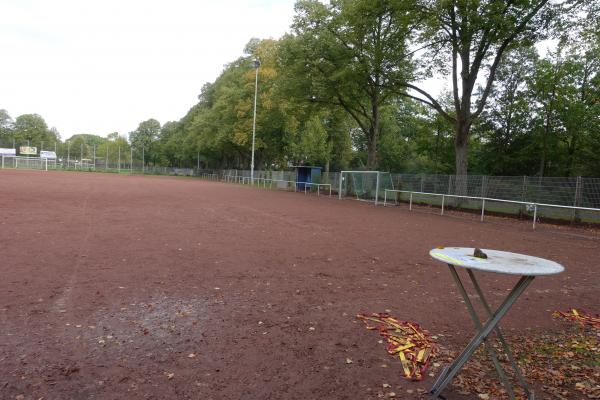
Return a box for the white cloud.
[0,0,296,139]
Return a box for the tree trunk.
[539,109,551,177]
[566,134,577,177]
[454,120,470,195]
[366,136,377,170]
[454,121,469,176]
[366,102,380,170]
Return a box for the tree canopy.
[2,0,597,177]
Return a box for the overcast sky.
[1,0,297,139]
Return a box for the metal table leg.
[466,269,533,399]
[447,266,516,400]
[430,272,535,398]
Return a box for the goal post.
[338,171,394,205]
[2,156,48,171]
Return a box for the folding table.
[428,247,564,400]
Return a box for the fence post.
[572,176,582,222]
[375,171,380,206]
[481,199,485,222]
[441,195,445,215]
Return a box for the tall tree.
[0,109,14,147]
[402,0,576,176]
[129,119,161,165]
[473,47,539,175]
[286,0,413,169]
[12,114,59,152]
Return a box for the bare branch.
[397,84,456,124]
[473,0,550,119]
[336,95,370,133]
[406,39,448,57]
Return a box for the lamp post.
[250,58,260,185]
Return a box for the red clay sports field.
[1,169,598,399]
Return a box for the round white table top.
[429,247,564,276]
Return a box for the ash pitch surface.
[0,169,597,399]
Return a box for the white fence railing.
[220,175,331,196]
[3,161,599,227]
[383,189,600,229]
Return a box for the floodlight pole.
[130,147,133,173]
[67,141,70,167]
[250,58,260,185]
[93,145,96,169]
[118,146,121,173]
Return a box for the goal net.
[338,171,394,205]
[1,156,48,171]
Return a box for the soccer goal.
[1,156,48,171]
[338,171,394,205]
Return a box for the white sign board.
[0,148,16,156]
[20,146,37,155]
[40,151,57,159]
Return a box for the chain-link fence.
[389,174,600,209]
[2,158,599,225]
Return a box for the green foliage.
[129,119,162,165]
[403,0,587,176]
[286,0,413,169]
[0,113,59,153]
[1,0,597,177]
[294,115,329,165]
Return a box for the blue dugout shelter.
[294,166,322,191]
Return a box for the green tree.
[95,132,130,167]
[472,47,539,175]
[293,115,329,165]
[12,114,59,153]
[402,0,580,176]
[0,109,15,147]
[286,0,413,169]
[129,119,161,166]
